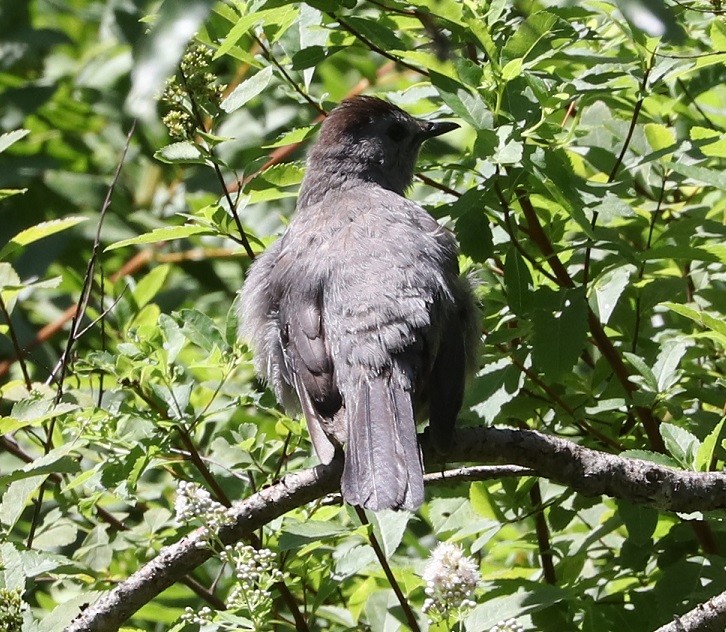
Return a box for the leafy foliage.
[1,0,724,631]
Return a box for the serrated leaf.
[531,287,588,379]
[154,141,206,164]
[0,128,30,153]
[178,308,226,353]
[133,264,171,308]
[618,499,657,545]
[455,208,493,263]
[620,449,682,468]
[0,188,27,201]
[216,6,299,58]
[258,162,306,187]
[262,125,316,148]
[105,225,212,251]
[695,418,725,472]
[369,510,410,559]
[593,265,633,324]
[220,67,274,113]
[430,71,492,129]
[623,352,659,392]
[661,422,700,470]
[690,126,726,158]
[504,246,533,315]
[644,123,676,153]
[279,520,347,551]
[664,161,726,190]
[0,217,88,260]
[652,339,688,392]
[465,583,567,632]
[660,303,726,341]
[501,11,559,63]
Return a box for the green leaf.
[531,288,588,379]
[644,123,676,153]
[664,161,726,190]
[0,129,29,153]
[620,450,680,469]
[216,6,300,58]
[0,475,46,530]
[220,67,274,113]
[661,422,700,470]
[258,162,306,187]
[0,188,27,202]
[178,308,226,353]
[466,583,568,632]
[154,141,206,164]
[0,216,88,260]
[618,499,658,545]
[660,303,726,342]
[133,264,171,308]
[503,246,533,315]
[690,126,726,158]
[262,125,317,148]
[652,339,688,392]
[501,11,559,64]
[369,510,410,559]
[430,71,492,129]
[623,352,659,392]
[695,418,725,472]
[278,520,347,551]
[455,208,493,263]
[104,225,213,251]
[593,265,633,324]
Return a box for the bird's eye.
[386,122,407,142]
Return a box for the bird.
[239,95,478,511]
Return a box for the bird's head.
[301,96,458,201]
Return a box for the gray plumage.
[239,96,478,511]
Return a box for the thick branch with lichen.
[66,426,726,632]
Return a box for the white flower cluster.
[174,480,235,533]
[422,542,480,622]
[224,544,283,623]
[490,618,525,632]
[180,605,212,626]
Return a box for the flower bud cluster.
[490,618,525,632]
[180,605,213,626]
[422,542,480,623]
[174,480,234,533]
[0,588,25,632]
[160,43,225,140]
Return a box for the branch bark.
[66,427,726,631]
[653,589,726,632]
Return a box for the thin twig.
[354,506,422,632]
[179,68,256,260]
[27,120,137,549]
[529,482,556,584]
[582,52,655,286]
[331,13,429,77]
[632,173,668,352]
[0,294,32,389]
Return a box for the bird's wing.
[427,312,466,453]
[279,292,341,464]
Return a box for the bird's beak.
[417,120,460,140]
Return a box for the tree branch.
[66,461,341,632]
[65,426,726,631]
[653,589,726,632]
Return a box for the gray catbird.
[239,96,478,511]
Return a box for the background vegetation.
[1,0,724,630]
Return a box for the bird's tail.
[341,372,424,511]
